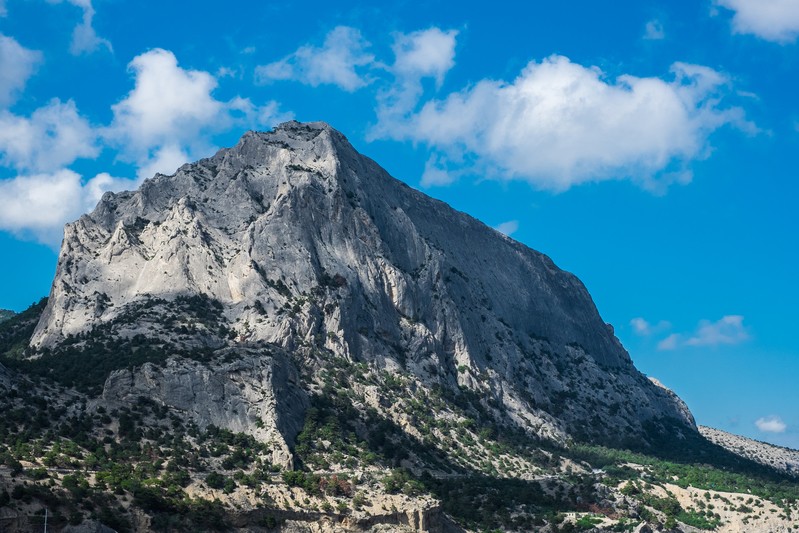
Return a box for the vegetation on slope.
[1,302,798,531]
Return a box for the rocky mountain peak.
[30,120,694,452]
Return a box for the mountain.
[1,121,796,532]
[32,121,692,447]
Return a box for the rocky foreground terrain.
[0,122,797,532]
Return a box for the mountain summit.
[31,120,693,453]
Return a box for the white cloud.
[494,220,519,236]
[0,169,133,245]
[106,48,289,178]
[631,317,671,336]
[372,28,459,141]
[0,47,291,244]
[657,315,750,350]
[83,172,134,207]
[685,315,750,347]
[392,27,458,86]
[134,144,190,182]
[0,170,82,236]
[644,19,665,40]
[715,0,799,43]
[755,415,787,433]
[657,334,680,351]
[0,99,98,172]
[420,155,459,187]
[377,55,751,192]
[107,49,224,156]
[47,0,112,54]
[631,317,650,334]
[228,96,292,130]
[255,26,374,92]
[0,34,42,108]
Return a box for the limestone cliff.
[31,120,694,448]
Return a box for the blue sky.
[0,0,797,447]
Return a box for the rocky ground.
[699,426,799,478]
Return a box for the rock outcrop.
[31,120,695,447]
[102,347,307,468]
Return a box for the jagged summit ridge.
[32,120,694,447]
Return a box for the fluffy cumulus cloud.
[657,315,750,350]
[715,0,799,43]
[0,34,42,108]
[107,49,225,156]
[379,56,750,192]
[0,95,130,246]
[755,415,787,433]
[391,27,458,86]
[0,47,288,245]
[0,170,131,245]
[0,99,98,172]
[46,0,112,54]
[0,36,111,246]
[255,26,374,92]
[107,48,289,179]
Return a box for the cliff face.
[102,349,308,469]
[31,120,694,448]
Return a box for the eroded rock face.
[102,348,307,468]
[32,120,695,446]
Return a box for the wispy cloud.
[0,34,42,108]
[494,220,519,237]
[255,26,374,92]
[755,415,787,433]
[371,27,459,142]
[644,19,665,40]
[630,317,671,336]
[47,0,112,55]
[657,333,681,351]
[657,315,750,350]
